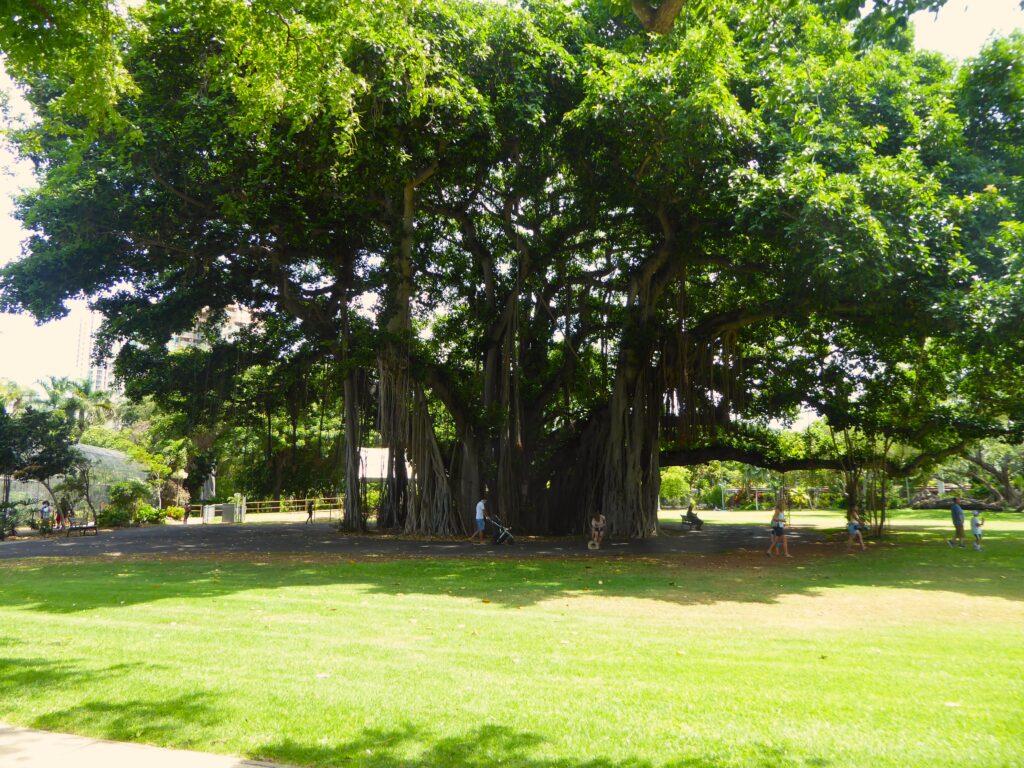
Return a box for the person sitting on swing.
[766,498,792,557]
[590,511,607,546]
[847,506,867,551]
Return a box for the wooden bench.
[680,513,704,531]
[65,511,99,537]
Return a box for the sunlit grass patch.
[1,524,1022,768]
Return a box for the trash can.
[202,504,215,524]
[221,503,236,523]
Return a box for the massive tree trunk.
[376,171,426,529]
[377,162,462,533]
[405,388,462,536]
[600,363,662,537]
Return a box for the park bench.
[65,510,98,537]
[680,512,704,531]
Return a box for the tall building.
[75,311,115,392]
[168,304,254,352]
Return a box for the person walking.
[948,496,966,548]
[469,496,488,543]
[183,501,191,525]
[971,509,984,551]
[40,500,52,533]
[305,498,314,524]
[766,498,791,557]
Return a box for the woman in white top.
[766,498,791,557]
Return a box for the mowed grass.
[0,516,1022,768]
[660,505,1024,533]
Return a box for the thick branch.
[661,446,841,473]
[661,440,968,478]
[630,0,687,34]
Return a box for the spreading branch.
[629,0,688,34]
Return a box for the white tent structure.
[359,447,412,481]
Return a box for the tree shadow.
[0,653,831,768]
[0,528,1021,618]
[254,723,821,768]
[0,652,217,746]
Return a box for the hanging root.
[406,388,462,536]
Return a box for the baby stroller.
[489,515,514,545]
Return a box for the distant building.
[168,304,253,352]
[75,310,116,392]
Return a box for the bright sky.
[1,1,1022,390]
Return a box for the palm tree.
[40,376,113,435]
[0,379,38,415]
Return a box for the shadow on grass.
[255,724,816,768]
[0,653,828,768]
[0,525,1021,618]
[0,652,217,745]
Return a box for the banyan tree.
[2,1,1022,535]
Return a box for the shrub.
[97,506,132,527]
[106,479,155,525]
[108,479,153,511]
[816,492,844,509]
[136,504,166,525]
[659,467,691,503]
[700,486,727,509]
[163,505,185,521]
[788,487,811,508]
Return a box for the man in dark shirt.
[948,496,966,549]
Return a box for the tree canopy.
[2,0,1021,535]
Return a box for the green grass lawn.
[660,505,1024,533]
[1,515,1022,767]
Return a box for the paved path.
[0,723,286,768]
[0,520,820,560]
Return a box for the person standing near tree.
[183,501,191,525]
[948,496,966,549]
[40,500,52,533]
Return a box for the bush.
[163,505,185,521]
[108,479,153,511]
[97,506,133,527]
[136,504,166,525]
[106,479,155,525]
[700,486,727,509]
[788,487,811,508]
[816,492,845,509]
[659,467,691,503]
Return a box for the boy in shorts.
[971,509,984,551]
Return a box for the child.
[590,511,607,547]
[971,509,984,551]
[847,506,866,551]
